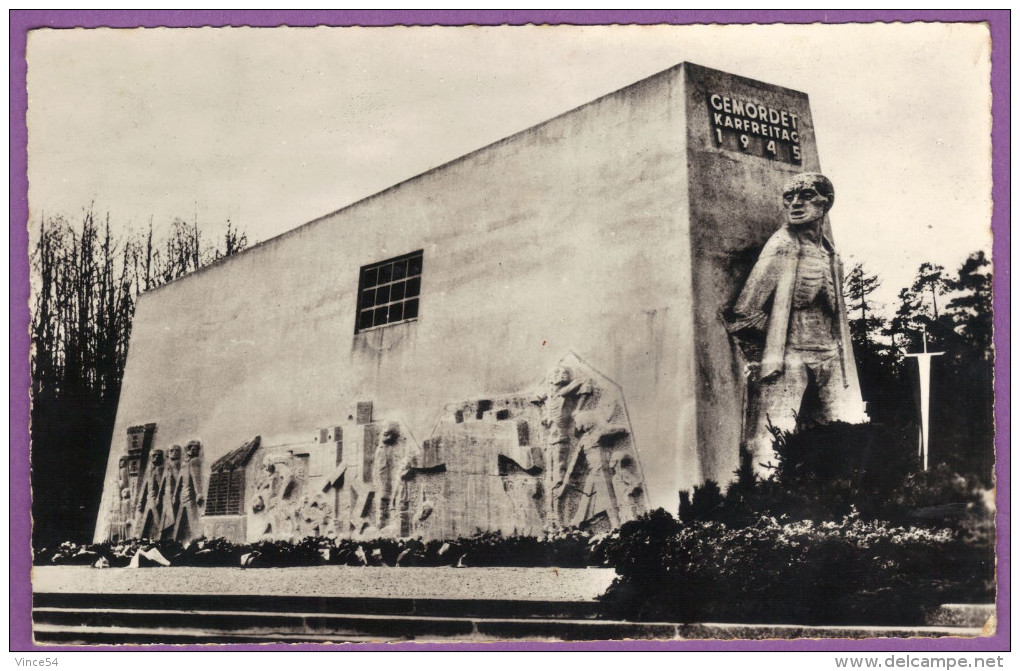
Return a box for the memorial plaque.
[707,93,802,164]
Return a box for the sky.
[25,23,993,311]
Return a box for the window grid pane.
[205,471,229,516]
[355,251,423,333]
[408,256,422,276]
[392,260,407,280]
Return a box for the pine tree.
[843,262,884,346]
[910,262,951,321]
[946,251,993,355]
[884,287,920,353]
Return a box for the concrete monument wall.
[95,63,825,543]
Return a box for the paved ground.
[32,566,617,601]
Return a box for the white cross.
[903,325,944,471]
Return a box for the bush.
[598,509,994,625]
[662,421,996,624]
[679,421,993,530]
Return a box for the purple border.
[9,9,1009,653]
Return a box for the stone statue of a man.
[727,173,867,475]
[173,441,204,541]
[135,448,166,539]
[533,365,594,521]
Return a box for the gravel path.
[32,566,617,602]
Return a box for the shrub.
[598,509,994,625]
[679,421,993,529]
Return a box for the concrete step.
[32,585,990,644]
[33,591,601,620]
[32,606,678,643]
[926,604,996,628]
[32,622,386,645]
[678,622,984,641]
[32,606,984,645]
[34,606,480,640]
[33,605,682,642]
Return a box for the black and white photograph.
[15,13,1005,653]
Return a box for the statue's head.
[782,172,834,226]
[185,441,201,459]
[150,449,165,467]
[550,366,572,387]
[168,445,182,462]
[609,450,634,470]
[118,457,128,469]
[382,423,400,446]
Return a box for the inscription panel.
[707,93,802,164]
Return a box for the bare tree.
[29,208,250,546]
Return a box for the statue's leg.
[141,511,155,540]
[811,351,860,423]
[378,496,391,529]
[753,351,809,476]
[174,508,189,542]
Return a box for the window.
[356,250,423,333]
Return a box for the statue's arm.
[723,233,795,364]
[193,465,205,506]
[728,243,786,334]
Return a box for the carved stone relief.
[108,355,647,544]
[324,414,422,539]
[249,449,333,541]
[391,352,650,539]
[103,424,156,542]
[529,352,650,530]
[104,433,209,543]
